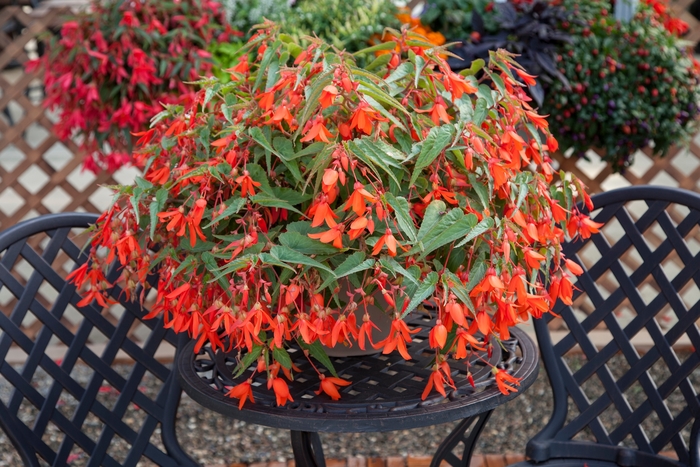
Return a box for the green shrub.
[543,0,700,170]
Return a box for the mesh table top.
[176,311,539,433]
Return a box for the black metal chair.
[0,213,198,466]
[511,186,700,467]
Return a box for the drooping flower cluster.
[29,0,238,173]
[70,25,599,406]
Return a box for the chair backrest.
[0,213,197,467]
[528,186,700,467]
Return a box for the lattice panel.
[547,191,700,463]
[0,6,121,232]
[553,140,700,196]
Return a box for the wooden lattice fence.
[0,5,120,232]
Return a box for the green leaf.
[202,251,231,290]
[459,58,485,76]
[454,217,494,248]
[455,97,474,125]
[465,260,487,293]
[204,198,246,228]
[259,252,296,272]
[270,245,334,274]
[222,103,233,123]
[473,98,488,127]
[173,255,197,278]
[362,94,407,131]
[419,213,478,259]
[416,200,446,242]
[407,208,461,256]
[364,53,392,71]
[385,62,415,84]
[477,84,494,107]
[265,60,280,91]
[468,173,489,211]
[379,257,420,286]
[319,252,375,291]
[385,194,417,243]
[346,138,403,188]
[400,271,438,318]
[334,252,374,277]
[279,231,341,255]
[134,177,153,190]
[272,137,295,160]
[294,141,326,159]
[353,41,398,56]
[410,125,454,186]
[442,270,476,315]
[129,187,142,221]
[411,54,426,88]
[272,346,292,369]
[299,339,338,377]
[297,69,334,132]
[249,127,285,161]
[253,45,274,93]
[203,87,215,107]
[490,73,506,96]
[233,344,263,378]
[285,221,317,235]
[514,182,529,212]
[148,188,168,240]
[250,193,304,216]
[209,254,258,282]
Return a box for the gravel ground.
[0,353,697,466]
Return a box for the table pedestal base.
[291,431,326,467]
[290,410,493,467]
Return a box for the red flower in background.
[643,0,689,35]
[31,0,236,174]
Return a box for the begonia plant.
[69,25,599,406]
[31,0,236,173]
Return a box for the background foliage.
[543,0,700,170]
[224,0,400,52]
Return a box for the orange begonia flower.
[308,224,344,249]
[315,374,351,400]
[343,182,376,216]
[235,170,261,197]
[371,230,399,257]
[494,368,521,395]
[269,377,294,406]
[348,215,374,240]
[349,102,375,135]
[226,380,255,409]
[515,68,537,86]
[301,116,334,143]
[319,85,339,109]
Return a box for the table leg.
[430,410,493,467]
[291,430,326,467]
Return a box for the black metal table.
[176,312,539,467]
